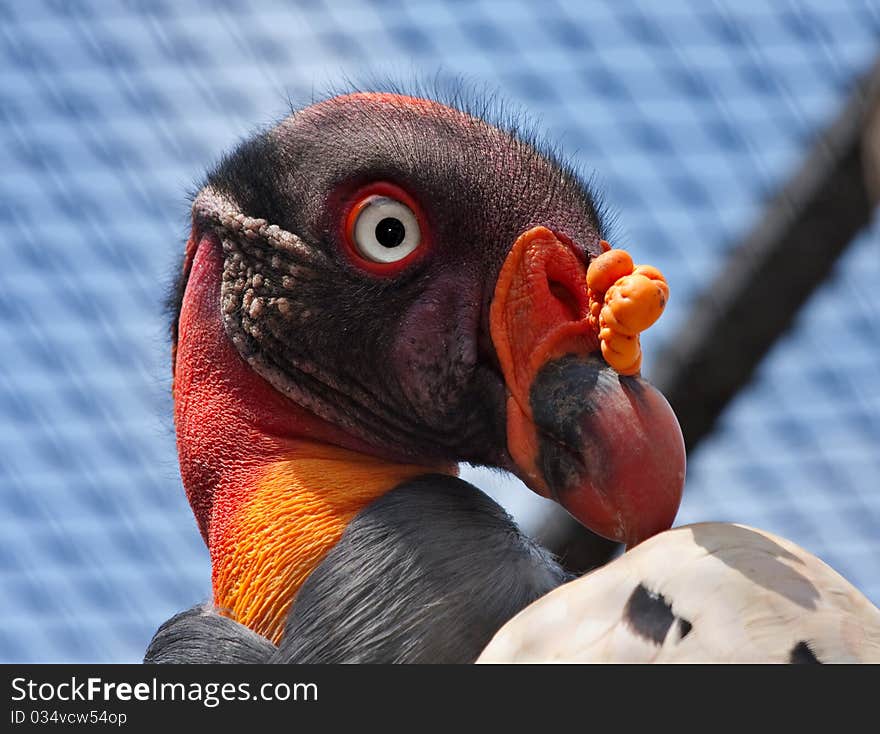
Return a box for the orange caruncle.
[586,250,669,376]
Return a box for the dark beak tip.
[524,355,687,545]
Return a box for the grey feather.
[144,604,275,664]
[145,475,566,663]
[273,474,569,663]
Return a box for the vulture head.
[170,92,686,645]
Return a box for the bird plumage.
[147,476,568,663]
[478,523,880,663]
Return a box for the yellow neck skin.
[211,441,456,644]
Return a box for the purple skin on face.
[179,92,607,470]
[389,271,485,430]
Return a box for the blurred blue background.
[1,0,878,662]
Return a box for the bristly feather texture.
[144,477,569,664]
[165,78,613,347]
[316,73,613,225]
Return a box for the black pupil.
[375,217,406,248]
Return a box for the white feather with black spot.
[477,522,880,663]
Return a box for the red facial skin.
[174,230,434,546]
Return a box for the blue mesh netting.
[1,0,878,662]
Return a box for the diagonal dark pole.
[652,57,880,450]
[541,57,880,573]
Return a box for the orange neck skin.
[174,233,455,642]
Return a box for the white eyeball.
[352,196,421,263]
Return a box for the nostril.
[548,279,583,323]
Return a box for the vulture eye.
[343,183,426,271]
[353,197,420,262]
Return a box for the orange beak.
[490,227,685,548]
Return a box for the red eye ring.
[342,182,430,275]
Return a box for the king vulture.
[145,92,880,664]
